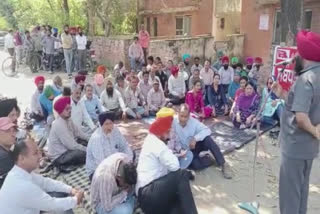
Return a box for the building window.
[176,16,191,36]
[273,10,312,44]
[272,10,281,44]
[304,10,312,30]
[146,17,151,34]
[153,17,158,37]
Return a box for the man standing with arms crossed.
[279,30,320,214]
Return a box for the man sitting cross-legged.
[172,104,232,179]
[86,111,133,180]
[147,79,166,116]
[71,86,96,138]
[81,84,104,124]
[100,76,127,120]
[136,116,198,214]
[0,138,84,214]
[91,153,137,214]
[124,75,148,119]
[48,96,89,170]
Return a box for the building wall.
[212,12,241,41]
[240,0,276,64]
[241,0,320,64]
[141,0,213,38]
[91,35,244,69]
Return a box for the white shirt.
[71,99,96,132]
[31,89,43,114]
[191,64,203,73]
[136,134,179,195]
[76,35,87,50]
[100,89,126,111]
[4,33,15,49]
[218,66,234,85]
[168,74,186,96]
[0,166,77,214]
[200,68,215,86]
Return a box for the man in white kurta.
[136,116,198,214]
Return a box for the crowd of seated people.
[0,48,284,214]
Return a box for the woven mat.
[60,166,94,214]
[210,120,276,154]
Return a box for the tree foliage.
[0,0,137,36]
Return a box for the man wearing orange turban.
[136,116,198,214]
[30,76,46,122]
[279,30,320,214]
[96,65,107,77]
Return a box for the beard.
[38,86,44,92]
[184,61,189,66]
[294,56,304,75]
[223,65,229,70]
[64,30,69,34]
[159,136,170,144]
[106,87,114,97]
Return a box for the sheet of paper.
[259,14,269,31]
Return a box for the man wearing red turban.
[48,96,88,170]
[279,30,320,214]
[30,76,46,122]
[72,74,86,92]
[168,66,186,105]
[218,56,234,94]
[136,116,198,214]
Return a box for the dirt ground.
[0,50,319,214]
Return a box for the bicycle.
[1,51,21,77]
[2,48,39,77]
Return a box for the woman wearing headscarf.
[261,77,284,125]
[229,76,248,118]
[207,74,228,117]
[39,85,60,120]
[185,80,212,119]
[232,82,261,129]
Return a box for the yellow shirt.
[61,33,72,49]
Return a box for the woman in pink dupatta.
[232,81,260,129]
[186,79,213,119]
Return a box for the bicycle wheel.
[29,54,41,73]
[2,57,18,77]
[60,59,66,73]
